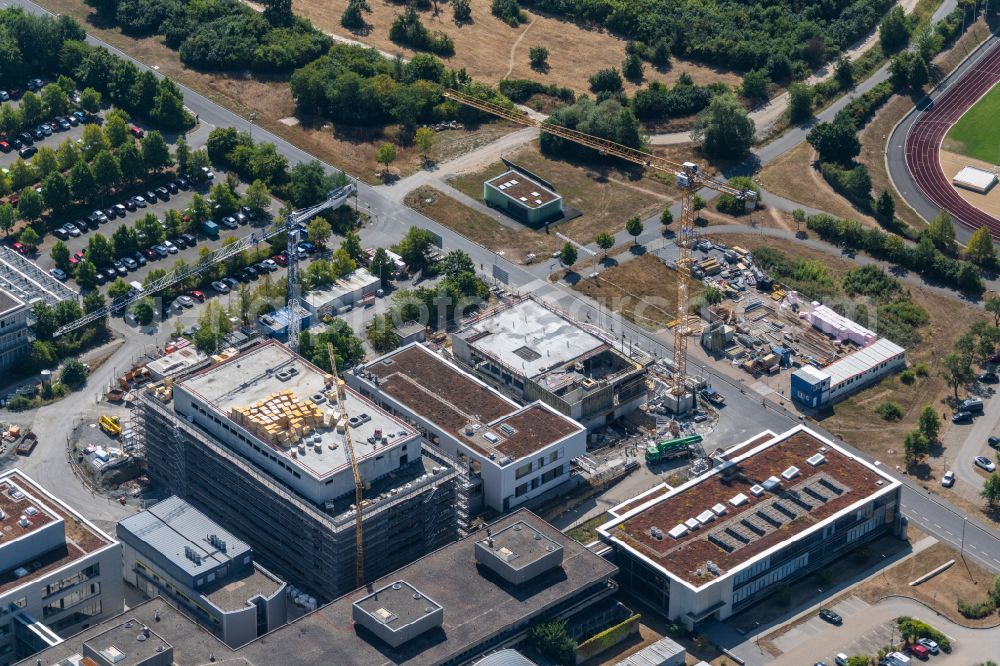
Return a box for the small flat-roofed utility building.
[791,338,906,408]
[117,495,287,648]
[953,165,998,194]
[349,342,587,512]
[484,170,563,226]
[598,426,903,628]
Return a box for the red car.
[189,290,205,303]
[12,241,27,255]
[272,253,288,266]
[908,644,930,660]
[129,126,145,139]
[70,250,86,265]
[0,140,9,152]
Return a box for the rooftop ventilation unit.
[729,492,749,506]
[684,517,700,531]
[761,476,781,491]
[649,526,664,541]
[667,524,688,539]
[711,503,727,516]
[696,510,715,525]
[781,466,800,481]
[807,453,826,466]
[749,485,765,497]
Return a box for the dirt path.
[504,20,535,80]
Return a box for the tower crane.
[327,343,365,589]
[442,89,757,403]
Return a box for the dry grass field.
[290,0,742,96]
[448,142,675,246]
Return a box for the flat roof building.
[138,340,463,602]
[953,165,997,194]
[484,170,563,226]
[117,496,287,648]
[302,268,380,318]
[349,343,587,512]
[0,470,124,666]
[451,298,649,428]
[0,288,29,373]
[792,338,906,408]
[0,247,78,309]
[598,426,902,628]
[21,509,619,666]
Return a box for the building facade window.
[43,583,101,619]
[515,483,528,497]
[515,463,531,479]
[43,563,100,598]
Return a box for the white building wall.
[0,302,28,372]
[827,353,906,402]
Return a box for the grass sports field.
[945,82,1000,164]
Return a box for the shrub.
[819,162,872,210]
[498,79,573,104]
[529,46,549,69]
[914,362,930,377]
[452,0,472,21]
[6,395,33,411]
[957,598,995,619]
[389,8,455,55]
[897,617,952,652]
[491,0,526,26]
[900,369,915,384]
[633,81,712,121]
[715,176,759,216]
[876,401,903,421]
[589,67,624,94]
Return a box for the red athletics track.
[904,42,1000,237]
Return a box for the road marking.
[933,523,941,529]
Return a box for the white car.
[916,638,939,654]
[941,470,955,487]
[133,195,147,208]
[163,240,178,254]
[974,456,996,472]
[176,295,194,308]
[211,280,230,293]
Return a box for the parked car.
[144,247,159,261]
[11,241,27,255]
[65,222,83,237]
[162,240,178,254]
[145,190,157,203]
[52,227,68,240]
[112,260,128,276]
[941,470,955,487]
[129,126,145,139]
[49,267,67,281]
[222,276,239,290]
[152,244,169,258]
[818,609,842,625]
[189,290,205,303]
[916,638,938,655]
[272,253,287,266]
[103,207,117,221]
[73,111,86,123]
[176,295,194,308]
[298,241,316,254]
[122,257,138,271]
[221,216,238,230]
[156,186,170,199]
[133,195,147,208]
[974,456,996,472]
[170,236,187,249]
[132,250,147,267]
[17,131,32,145]
[26,78,43,91]
[114,203,127,217]
[38,124,51,136]
[166,181,179,194]
[952,411,973,424]
[907,644,929,660]
[95,271,107,285]
[180,233,197,247]
[70,250,86,265]
[211,280,230,293]
[959,398,984,413]
[835,655,849,666]
[0,91,7,102]
[57,117,70,130]
[234,211,248,225]
[124,199,137,212]
[102,266,117,280]
[67,114,79,126]
[17,145,36,159]
[8,87,20,100]
[989,436,1000,449]
[0,140,9,152]
[176,177,190,190]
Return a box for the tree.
[528,621,575,666]
[31,302,57,342]
[987,297,1000,327]
[307,217,333,248]
[741,69,769,103]
[341,0,371,30]
[112,225,138,257]
[942,352,973,399]
[927,211,956,253]
[33,147,59,179]
[452,0,471,21]
[967,227,996,264]
[903,429,929,467]
[395,227,436,271]
[76,261,98,290]
[414,127,435,163]
[691,93,755,159]
[875,189,895,225]
[17,188,44,222]
[210,183,239,217]
[703,284,724,305]
[108,278,132,302]
[596,231,614,257]
[87,234,114,269]
[0,104,21,136]
[241,179,271,218]
[60,359,88,386]
[116,142,143,183]
[367,314,401,353]
[19,227,39,250]
[287,160,343,208]
[880,6,911,53]
[370,248,394,286]
[131,299,155,326]
[9,160,35,191]
[660,208,674,229]
[622,53,644,82]
[787,82,813,123]
[92,150,123,194]
[20,92,43,126]
[341,230,364,263]
[69,162,97,202]
[909,55,929,90]
[375,142,397,173]
[806,119,860,165]
[588,67,623,93]
[441,250,476,279]
[263,0,293,26]
[173,135,191,175]
[103,114,130,148]
[57,139,81,172]
[79,87,101,114]
[529,46,549,70]
[918,405,941,442]
[626,216,643,244]
[982,473,1000,509]
[141,131,172,172]
[151,79,190,130]
[42,172,71,214]
[835,57,854,90]
[81,124,109,162]
[51,240,71,271]
[559,241,577,267]
[41,84,69,117]
[0,203,14,237]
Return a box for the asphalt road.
[889,30,1000,241]
[8,0,1000,578]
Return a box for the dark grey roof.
[117,495,251,578]
[0,288,24,315]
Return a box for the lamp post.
[248,111,257,142]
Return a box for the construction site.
[131,339,473,602]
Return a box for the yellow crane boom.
[328,343,365,588]
[442,89,757,398]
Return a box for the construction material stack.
[230,390,324,447]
